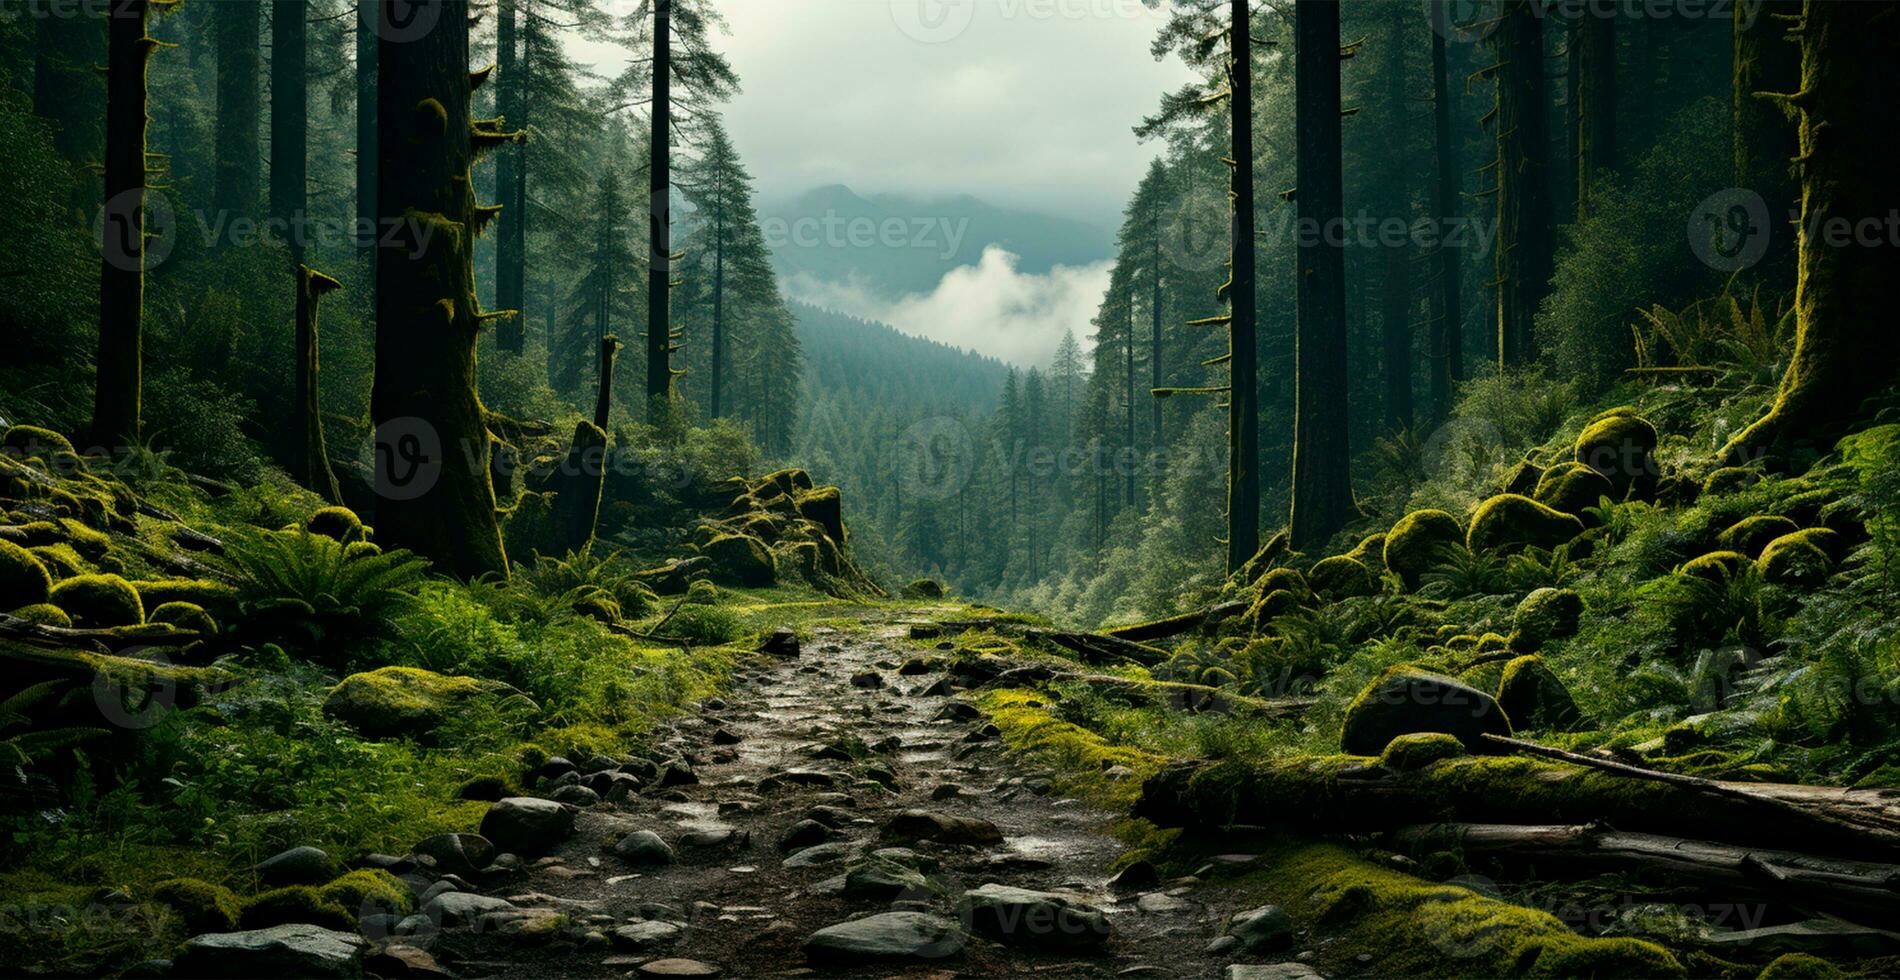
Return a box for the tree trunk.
[1721,0,1900,465]
[494,0,525,351]
[295,266,344,504]
[271,0,307,264]
[1380,5,1414,435]
[214,0,260,224]
[1125,289,1136,508]
[1289,0,1351,551]
[1428,0,1463,420]
[1225,0,1260,572]
[355,0,376,255]
[33,4,105,171]
[711,208,726,419]
[371,0,509,580]
[1493,0,1553,368]
[1574,11,1616,218]
[1149,215,1165,457]
[1733,0,1801,287]
[92,0,162,453]
[645,0,674,412]
[594,336,618,432]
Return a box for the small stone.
[1228,905,1293,953]
[365,944,451,978]
[957,883,1112,950]
[611,919,684,950]
[422,892,515,928]
[849,670,884,689]
[1107,860,1159,892]
[882,809,1002,846]
[711,728,741,745]
[804,804,854,828]
[783,841,863,868]
[174,924,367,979]
[936,702,982,722]
[779,819,837,851]
[1137,893,1193,914]
[929,783,963,801]
[549,784,600,807]
[613,830,676,865]
[1206,936,1242,955]
[638,958,721,978]
[479,798,577,856]
[657,763,699,787]
[803,912,965,963]
[912,677,953,697]
[842,859,934,902]
[1226,966,1324,980]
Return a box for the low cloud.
[785,246,1110,368]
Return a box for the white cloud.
[786,246,1109,369]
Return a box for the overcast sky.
[567,0,1196,228]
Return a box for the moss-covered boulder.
[1466,495,1586,555]
[0,539,52,611]
[2,425,74,461]
[1379,732,1467,771]
[237,886,357,932]
[1512,588,1584,650]
[1340,667,1513,756]
[1715,515,1801,559]
[149,601,218,637]
[1701,466,1761,496]
[1532,462,1616,519]
[1758,534,1833,587]
[7,603,71,627]
[1495,655,1582,731]
[795,486,846,544]
[151,878,241,935]
[900,579,946,600]
[1255,567,1311,599]
[1574,413,1659,499]
[304,506,369,544]
[1757,953,1846,979]
[1500,459,1545,497]
[1309,556,1378,600]
[1679,550,1752,583]
[1343,533,1385,568]
[316,869,413,918]
[701,533,776,587]
[48,573,144,627]
[321,666,509,741]
[132,579,241,621]
[1245,589,1304,631]
[1383,510,1465,588]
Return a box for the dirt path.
[406,617,1253,978]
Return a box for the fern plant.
[1507,545,1581,592]
[1421,547,1511,598]
[226,529,430,662]
[0,680,106,769]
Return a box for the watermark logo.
[369,417,444,502]
[1427,0,1504,44]
[93,188,177,273]
[895,416,977,503]
[91,646,178,729]
[1160,187,1233,273]
[891,0,976,42]
[377,0,442,42]
[1689,188,1771,272]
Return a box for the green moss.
[131,580,241,620]
[1344,532,1386,568]
[1512,588,1583,650]
[316,869,413,917]
[56,519,112,559]
[1466,495,1586,555]
[1495,655,1583,732]
[0,539,52,610]
[1702,466,1762,496]
[344,541,383,561]
[684,579,720,605]
[900,578,946,599]
[573,592,621,624]
[305,507,368,544]
[29,544,90,579]
[7,603,71,627]
[1245,589,1304,631]
[978,689,1166,809]
[237,885,357,932]
[1245,841,1683,978]
[148,601,217,637]
[1678,550,1752,583]
[1574,414,1660,498]
[1379,732,1467,771]
[1309,555,1378,600]
[1256,567,1311,598]
[1755,954,1843,979]
[1,425,74,461]
[47,573,144,627]
[794,486,846,543]
[1757,535,1832,587]
[150,877,241,936]
[321,666,503,741]
[1715,515,1800,558]
[1532,462,1615,518]
[1384,510,1466,588]
[700,533,777,587]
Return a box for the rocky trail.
[212,617,1311,979]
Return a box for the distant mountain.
[791,301,1007,423]
[763,184,1113,299]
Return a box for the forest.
[2,0,1900,978]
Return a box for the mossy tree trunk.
[354,0,375,256]
[1428,0,1462,421]
[1492,0,1553,368]
[92,0,170,453]
[1149,205,1165,458]
[1573,10,1616,219]
[645,0,676,414]
[1721,1,1900,466]
[371,0,512,580]
[271,0,308,264]
[1289,0,1351,551]
[1125,284,1137,508]
[594,335,619,432]
[494,0,525,352]
[1733,0,1801,288]
[710,195,726,419]
[213,0,260,223]
[1378,3,1414,435]
[295,266,344,504]
[1224,0,1260,572]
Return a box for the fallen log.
[1389,822,1900,928]
[1023,629,1168,667]
[987,665,1313,718]
[1136,755,1900,862]
[0,615,201,653]
[1102,601,1249,642]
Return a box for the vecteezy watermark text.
[759,211,970,261]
